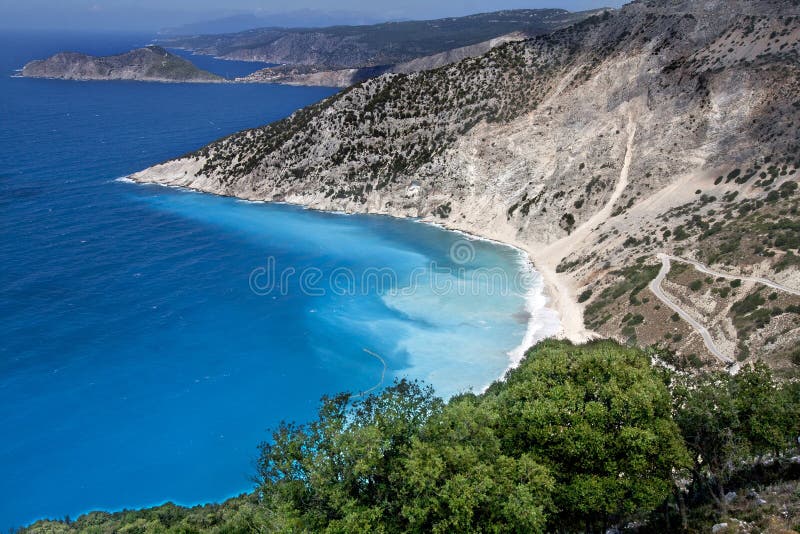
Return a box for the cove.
[0,30,557,528]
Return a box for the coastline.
[17,74,229,84]
[118,176,583,378]
[419,215,594,345]
[415,217,563,384]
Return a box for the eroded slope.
[130,0,800,371]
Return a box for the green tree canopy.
[672,361,800,512]
[399,395,554,533]
[485,340,690,532]
[254,340,690,533]
[31,340,800,533]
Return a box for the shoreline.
[16,74,229,84]
[419,216,593,345]
[118,176,585,371]
[416,218,568,368]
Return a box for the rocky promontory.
[21,46,224,83]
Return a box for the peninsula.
[21,46,224,83]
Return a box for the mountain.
[21,46,224,83]
[235,32,530,88]
[158,10,385,36]
[159,9,609,69]
[131,0,800,372]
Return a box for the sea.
[0,30,559,529]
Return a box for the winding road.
[649,254,734,365]
[648,253,800,369]
[665,255,800,297]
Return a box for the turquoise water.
[0,31,557,528]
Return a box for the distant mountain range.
[159,9,608,69]
[18,9,609,88]
[158,10,387,36]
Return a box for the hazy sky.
[0,0,622,32]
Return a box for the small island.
[21,45,224,83]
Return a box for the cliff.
[130,0,800,372]
[21,46,224,83]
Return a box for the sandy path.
[647,253,800,370]
[548,114,638,255]
[648,252,800,371]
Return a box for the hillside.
[236,32,530,88]
[130,0,800,373]
[161,9,606,69]
[21,46,224,83]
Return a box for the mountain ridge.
[160,9,609,69]
[235,31,531,87]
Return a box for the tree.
[485,340,690,532]
[253,342,691,533]
[732,362,799,458]
[672,370,742,514]
[399,395,554,533]
[255,380,444,532]
[673,362,800,516]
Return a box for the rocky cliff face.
[22,46,224,83]
[131,0,800,372]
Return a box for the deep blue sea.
[0,31,558,529]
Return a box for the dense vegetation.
[22,340,800,533]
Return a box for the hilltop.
[21,46,224,83]
[130,0,800,374]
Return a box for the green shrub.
[673,226,690,240]
[732,292,765,315]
